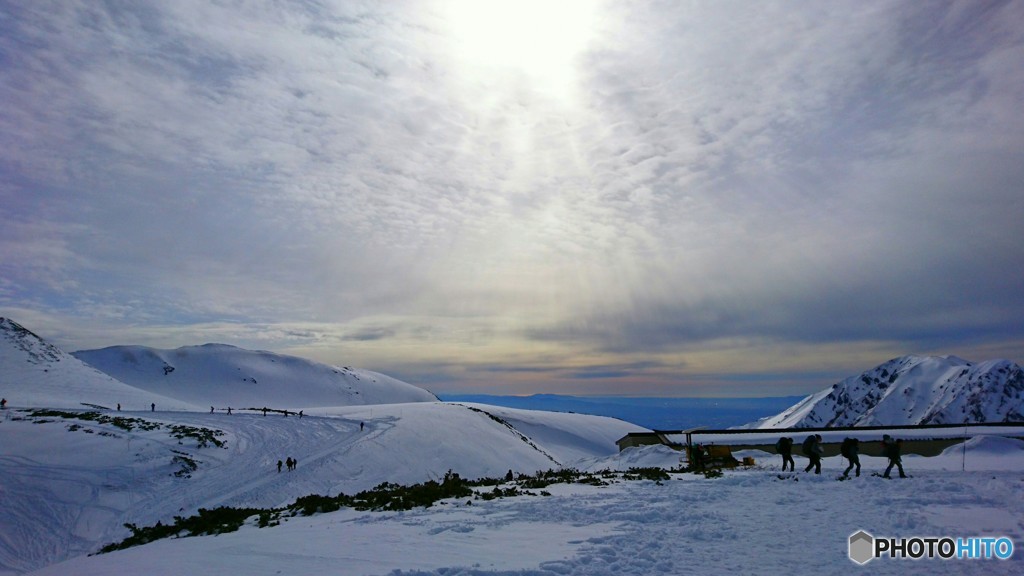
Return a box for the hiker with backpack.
[882,436,907,478]
[802,434,824,474]
[841,437,861,477]
[775,437,795,471]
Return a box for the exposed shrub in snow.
[97,506,263,554]
[95,467,693,555]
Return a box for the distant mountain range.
[440,393,803,430]
[6,317,1023,429]
[0,317,435,410]
[747,355,1024,428]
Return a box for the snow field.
[0,402,642,574]
[30,457,1024,576]
[3,397,1022,575]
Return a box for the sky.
[2,0,1023,397]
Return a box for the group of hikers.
[277,457,298,472]
[775,434,907,478]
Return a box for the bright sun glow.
[440,0,600,100]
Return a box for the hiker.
[883,437,907,478]
[285,457,293,471]
[151,403,155,412]
[262,407,268,416]
[227,407,232,415]
[210,406,214,414]
[116,403,121,411]
[803,434,824,474]
[776,436,795,471]
[841,437,861,477]
[277,460,283,473]
[292,457,297,470]
[298,410,303,418]
[505,469,514,482]
[1,398,6,409]
[360,421,364,432]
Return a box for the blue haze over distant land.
[440,394,805,430]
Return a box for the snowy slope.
[0,318,197,411]
[19,426,1024,576]
[0,402,645,574]
[748,355,1024,428]
[73,343,437,409]
[455,403,642,464]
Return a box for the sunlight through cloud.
[438,0,601,101]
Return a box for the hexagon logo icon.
[849,530,874,565]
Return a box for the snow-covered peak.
[0,318,197,411]
[750,354,1024,428]
[0,317,64,365]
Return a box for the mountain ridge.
[72,342,438,409]
[747,354,1024,428]
[1,317,436,411]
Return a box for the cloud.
[1,1,1022,396]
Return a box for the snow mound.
[576,444,684,472]
[940,435,1024,457]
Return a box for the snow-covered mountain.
[73,343,437,409]
[749,355,1024,428]
[0,318,197,411]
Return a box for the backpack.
[801,436,815,456]
[883,439,898,459]
[840,437,853,459]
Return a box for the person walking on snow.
[883,436,907,478]
[841,437,861,477]
[803,434,824,474]
[277,460,283,473]
[776,436,795,471]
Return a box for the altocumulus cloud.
[0,0,1022,396]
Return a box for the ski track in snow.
[0,411,372,574]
